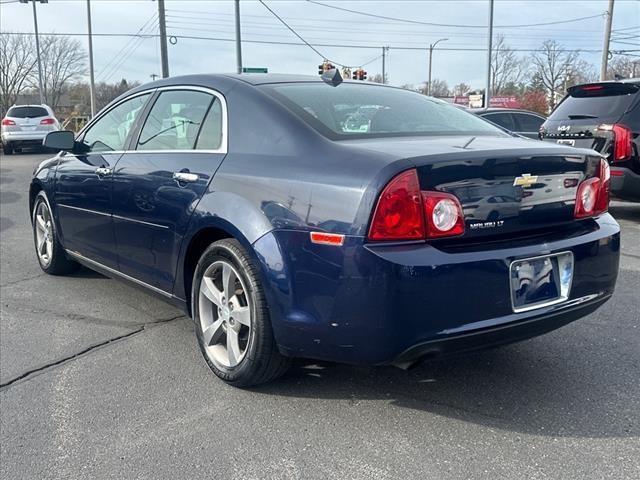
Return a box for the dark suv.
[540,79,640,201]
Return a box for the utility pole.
[427,38,448,96]
[381,46,389,84]
[86,0,96,117]
[485,0,494,108]
[157,0,169,78]
[235,0,243,74]
[600,0,615,81]
[20,0,47,104]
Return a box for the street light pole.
[20,0,47,104]
[235,0,243,74]
[381,46,389,84]
[427,38,448,96]
[485,0,494,108]
[86,0,96,117]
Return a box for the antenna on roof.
[321,68,343,87]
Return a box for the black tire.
[192,238,290,387]
[2,144,12,155]
[32,191,79,275]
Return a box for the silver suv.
[1,105,60,155]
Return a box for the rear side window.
[137,90,212,151]
[550,83,639,120]
[7,106,48,118]
[483,112,515,131]
[514,113,544,132]
[262,83,503,140]
[195,98,223,150]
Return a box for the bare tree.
[491,35,527,95]
[607,55,638,80]
[36,35,87,110]
[452,82,471,96]
[0,33,37,116]
[421,78,450,97]
[531,40,578,109]
[367,73,388,84]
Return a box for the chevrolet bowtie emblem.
[513,173,538,187]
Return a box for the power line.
[164,16,605,41]
[7,30,638,55]
[257,0,330,62]
[305,0,604,29]
[96,13,157,80]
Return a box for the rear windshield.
[262,83,504,139]
[7,106,49,118]
[550,83,639,120]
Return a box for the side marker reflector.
[310,232,345,246]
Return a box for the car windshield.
[7,106,49,118]
[550,84,639,120]
[262,83,505,139]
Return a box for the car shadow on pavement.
[609,202,640,222]
[253,338,638,440]
[69,266,108,279]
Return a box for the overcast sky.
[1,0,639,88]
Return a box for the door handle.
[95,167,112,176]
[173,171,199,183]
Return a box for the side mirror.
[43,130,75,151]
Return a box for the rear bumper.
[1,131,48,144]
[610,166,640,201]
[253,214,620,365]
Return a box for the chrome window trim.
[65,249,173,299]
[76,84,228,155]
[58,204,169,229]
[58,203,111,217]
[111,214,169,229]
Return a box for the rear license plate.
[557,139,575,146]
[509,252,573,312]
[22,126,37,131]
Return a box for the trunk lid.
[341,135,601,241]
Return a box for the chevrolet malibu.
[30,74,620,386]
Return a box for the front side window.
[137,90,213,151]
[262,83,504,140]
[82,94,150,153]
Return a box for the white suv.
[1,104,60,155]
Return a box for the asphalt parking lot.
[1,151,639,479]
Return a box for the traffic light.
[352,69,368,81]
[318,61,335,75]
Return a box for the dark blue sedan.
[30,74,620,386]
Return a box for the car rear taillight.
[1,118,15,126]
[368,169,465,241]
[598,123,633,162]
[40,118,55,125]
[575,159,610,219]
[368,169,425,241]
[422,191,465,238]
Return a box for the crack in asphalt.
[621,252,640,261]
[1,302,183,329]
[0,273,45,288]
[0,315,186,390]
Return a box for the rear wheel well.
[29,183,43,218]
[183,227,232,314]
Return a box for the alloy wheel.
[198,260,253,368]
[34,201,54,267]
